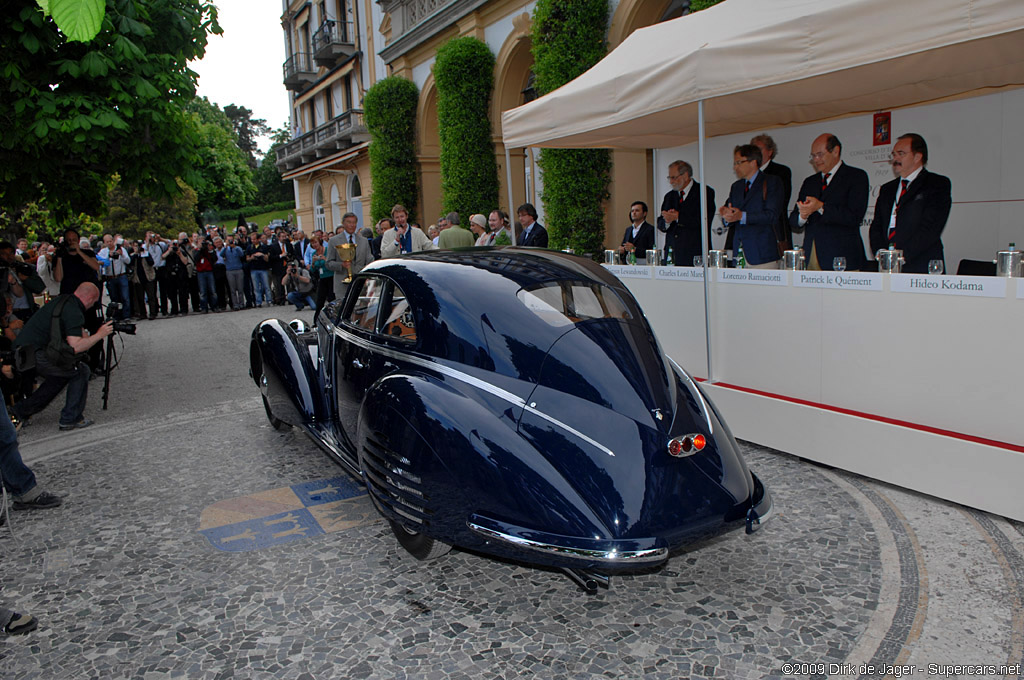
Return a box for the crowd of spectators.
[2,203,542,370]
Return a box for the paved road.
[3,306,1024,679]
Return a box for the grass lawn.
[218,207,294,231]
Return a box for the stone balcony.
[312,19,357,67]
[275,110,369,171]
[282,52,316,91]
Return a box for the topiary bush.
[364,76,420,224]
[434,37,500,219]
[531,0,612,255]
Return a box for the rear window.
[517,281,632,327]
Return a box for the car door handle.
[352,358,365,369]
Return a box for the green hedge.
[364,76,420,224]
[434,37,500,219]
[204,200,293,223]
[531,0,611,256]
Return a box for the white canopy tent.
[501,0,1024,150]
[499,0,1024,380]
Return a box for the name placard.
[717,269,789,286]
[792,271,882,291]
[602,264,653,279]
[890,274,1007,298]
[655,266,705,281]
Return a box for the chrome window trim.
[335,326,616,458]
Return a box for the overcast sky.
[191,1,291,152]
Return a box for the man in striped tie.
[869,133,952,274]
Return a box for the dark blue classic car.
[250,248,772,590]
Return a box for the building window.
[314,182,326,233]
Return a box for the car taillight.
[667,434,706,457]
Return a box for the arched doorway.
[493,15,539,220]
[608,0,689,48]
[417,75,441,225]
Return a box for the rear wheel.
[261,395,288,430]
[389,520,452,560]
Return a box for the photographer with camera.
[282,257,316,311]
[53,229,104,374]
[9,282,112,430]
[35,242,60,297]
[96,234,131,321]
[0,241,46,322]
[194,237,219,313]
[161,233,193,316]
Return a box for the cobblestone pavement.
[2,307,1022,679]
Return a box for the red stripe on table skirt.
[692,379,1024,454]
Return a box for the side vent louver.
[362,430,431,526]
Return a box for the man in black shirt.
[11,282,113,430]
[53,228,103,372]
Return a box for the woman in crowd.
[308,234,335,323]
[469,214,494,247]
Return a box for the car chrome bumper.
[467,516,668,565]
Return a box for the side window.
[347,277,383,331]
[382,284,416,343]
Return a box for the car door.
[334,276,387,447]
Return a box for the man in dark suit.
[517,203,548,247]
[291,230,311,264]
[326,212,372,301]
[657,160,716,265]
[868,133,952,274]
[618,201,655,262]
[726,134,792,252]
[718,144,784,268]
[789,133,869,271]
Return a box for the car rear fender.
[356,372,614,547]
[250,318,327,426]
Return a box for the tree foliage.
[186,97,256,212]
[531,0,611,255]
[1,0,221,217]
[39,0,106,42]
[224,104,270,169]
[433,37,500,219]
[103,175,197,239]
[364,76,419,224]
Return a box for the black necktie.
[348,233,353,244]
[743,180,751,197]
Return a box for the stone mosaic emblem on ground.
[199,476,374,552]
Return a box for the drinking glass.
[928,259,944,275]
[833,257,846,272]
[693,256,703,268]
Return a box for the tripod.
[101,332,117,410]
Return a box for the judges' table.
[607,264,1024,521]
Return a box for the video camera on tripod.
[104,303,137,335]
[100,302,136,410]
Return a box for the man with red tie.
[868,133,952,274]
[790,133,869,271]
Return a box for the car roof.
[356,248,646,381]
